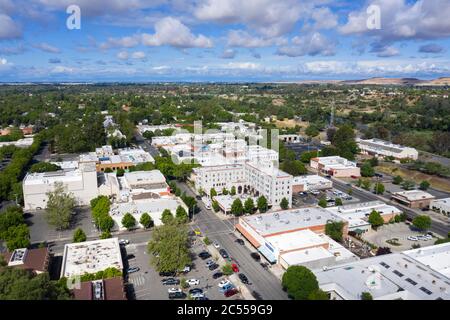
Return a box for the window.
[419,287,432,295]
[380,262,390,269]
[393,270,404,277]
[405,278,417,286]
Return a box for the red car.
[224,288,238,297]
[231,263,239,273]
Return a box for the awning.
[258,244,277,264]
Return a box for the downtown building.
[357,138,419,161]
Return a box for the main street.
[175,181,288,300]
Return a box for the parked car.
[190,292,205,299]
[159,271,177,277]
[162,278,180,285]
[208,263,219,271]
[224,288,239,297]
[126,254,135,260]
[119,239,129,245]
[350,175,358,179]
[218,279,231,288]
[127,267,140,274]
[250,252,261,261]
[212,272,223,279]
[198,251,211,260]
[196,195,202,200]
[213,241,220,248]
[219,249,229,259]
[168,291,185,299]
[193,296,209,300]
[168,288,182,294]
[407,236,419,241]
[238,273,249,284]
[189,288,203,295]
[231,263,239,273]
[181,265,191,273]
[206,260,215,267]
[235,239,245,245]
[186,279,200,286]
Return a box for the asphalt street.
[176,181,288,300]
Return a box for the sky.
[0,0,449,82]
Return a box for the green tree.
[361,162,375,177]
[212,200,220,212]
[222,188,229,195]
[4,224,30,251]
[210,188,217,197]
[402,180,416,190]
[419,180,430,190]
[176,206,189,223]
[257,196,268,213]
[334,198,343,206]
[368,210,384,229]
[147,223,191,272]
[308,289,329,300]
[116,168,125,177]
[373,182,385,195]
[45,182,76,230]
[222,264,234,276]
[282,266,320,300]
[30,162,61,173]
[361,179,372,190]
[161,209,174,225]
[244,198,255,214]
[100,231,111,239]
[230,186,236,196]
[73,228,86,243]
[325,221,344,242]
[361,292,373,300]
[305,124,320,137]
[281,160,307,176]
[98,215,114,232]
[140,213,154,229]
[392,175,403,185]
[231,198,244,216]
[412,215,432,231]
[280,197,289,210]
[318,197,327,208]
[121,213,136,230]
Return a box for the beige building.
[310,156,361,178]
[391,190,435,209]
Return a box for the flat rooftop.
[292,175,331,186]
[61,238,123,278]
[357,138,416,154]
[281,246,334,265]
[24,169,84,185]
[392,190,435,201]
[266,229,328,252]
[123,170,166,186]
[403,243,450,278]
[327,201,402,217]
[241,206,344,237]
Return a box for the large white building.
[357,138,419,160]
[292,175,332,193]
[313,243,450,300]
[23,162,99,210]
[430,197,450,216]
[310,156,361,178]
[192,161,292,209]
[61,238,123,278]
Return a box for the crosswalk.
[129,274,146,287]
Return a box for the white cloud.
[277,32,336,57]
[142,17,213,48]
[0,13,22,39]
[0,58,7,65]
[220,49,236,59]
[131,51,146,59]
[226,30,287,48]
[117,51,129,60]
[375,46,400,57]
[339,0,450,41]
[311,7,338,30]
[51,65,74,74]
[32,42,61,53]
[100,35,141,50]
[224,62,261,70]
[194,0,304,38]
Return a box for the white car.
[218,279,231,288]
[119,239,130,245]
[190,292,205,299]
[186,279,200,286]
[168,288,182,294]
[407,236,418,241]
[213,241,220,249]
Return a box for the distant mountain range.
[287,77,450,86]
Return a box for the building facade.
[357,138,419,160]
[310,156,361,178]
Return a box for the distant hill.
[279,77,449,86]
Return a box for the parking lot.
[292,188,359,208]
[123,236,243,300]
[362,223,439,252]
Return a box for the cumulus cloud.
[339,0,450,41]
[276,32,336,57]
[195,0,304,38]
[220,49,236,59]
[0,13,22,39]
[226,30,287,48]
[370,43,400,57]
[100,35,141,50]
[310,7,338,30]
[32,42,61,53]
[117,51,129,60]
[131,51,147,59]
[419,44,444,53]
[142,17,213,48]
[50,65,74,74]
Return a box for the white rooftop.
[403,242,450,278]
[266,229,328,252]
[123,170,166,186]
[281,246,334,266]
[242,206,345,236]
[292,175,331,186]
[313,156,357,169]
[392,190,435,201]
[61,238,123,278]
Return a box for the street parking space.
[362,223,439,252]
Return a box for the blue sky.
[0,0,449,82]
